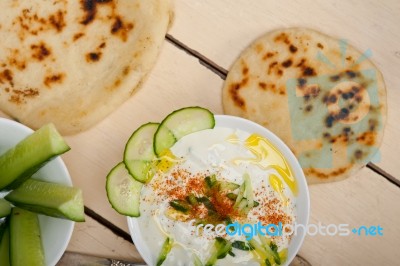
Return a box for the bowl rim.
[127,114,310,266]
[0,118,75,266]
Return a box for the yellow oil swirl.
[229,133,298,196]
[156,149,179,173]
[269,174,288,206]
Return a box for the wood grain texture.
[299,167,400,265]
[64,215,144,263]
[169,0,400,181]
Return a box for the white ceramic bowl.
[128,115,310,266]
[0,118,74,266]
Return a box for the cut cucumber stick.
[0,123,70,190]
[0,198,11,218]
[124,123,159,183]
[0,221,10,266]
[154,107,215,156]
[205,237,232,266]
[10,208,45,266]
[5,178,85,222]
[106,162,143,216]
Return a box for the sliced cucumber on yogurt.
[106,162,142,217]
[106,107,215,218]
[124,123,159,183]
[154,107,215,156]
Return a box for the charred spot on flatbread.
[304,166,351,179]
[12,5,68,41]
[30,42,51,61]
[43,73,65,88]
[289,45,298,53]
[282,59,293,68]
[0,69,14,86]
[73,32,85,41]
[110,16,134,42]
[80,0,113,25]
[86,52,102,62]
[228,81,247,110]
[8,88,40,105]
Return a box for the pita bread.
[0,0,173,135]
[222,28,387,184]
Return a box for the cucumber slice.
[154,107,215,156]
[153,126,176,157]
[0,223,10,266]
[259,236,281,265]
[219,181,240,191]
[243,173,254,208]
[169,199,191,213]
[278,248,288,264]
[205,174,217,189]
[226,193,238,200]
[5,178,85,222]
[233,178,246,209]
[233,173,255,214]
[0,199,11,218]
[10,208,45,266]
[124,123,159,183]
[156,237,173,266]
[186,194,198,205]
[106,162,142,217]
[193,254,203,266]
[205,237,232,266]
[249,238,277,265]
[0,123,70,190]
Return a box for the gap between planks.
[367,163,400,187]
[166,34,228,79]
[165,33,400,189]
[84,206,132,243]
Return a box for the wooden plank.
[298,167,400,265]
[65,215,144,263]
[169,0,400,180]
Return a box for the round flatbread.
[0,0,173,134]
[222,28,387,184]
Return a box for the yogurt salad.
[106,107,309,266]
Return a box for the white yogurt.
[137,127,297,266]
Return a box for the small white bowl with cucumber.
[106,107,310,266]
[0,118,85,266]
